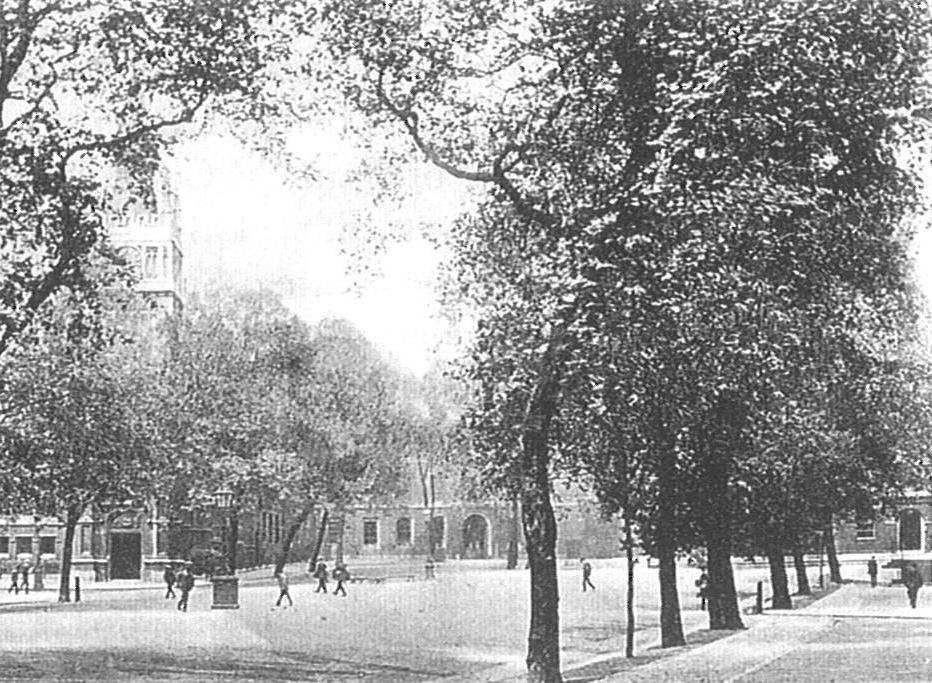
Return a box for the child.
[275,570,293,607]
[333,563,350,597]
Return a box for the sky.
[172,129,473,376]
[172,129,932,377]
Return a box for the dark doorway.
[462,514,489,559]
[899,509,922,551]
[110,532,141,579]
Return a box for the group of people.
[5,562,35,595]
[162,563,196,611]
[273,561,352,608]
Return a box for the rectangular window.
[363,518,378,546]
[78,526,87,555]
[144,246,160,279]
[430,516,446,548]
[855,520,876,540]
[0,537,9,554]
[261,512,282,543]
[15,537,32,555]
[39,537,55,555]
[327,516,343,544]
[396,517,412,545]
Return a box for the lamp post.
[210,487,239,609]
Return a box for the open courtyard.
[0,559,790,681]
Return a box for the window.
[396,517,412,545]
[363,518,378,546]
[161,246,170,278]
[327,516,343,544]
[79,526,88,555]
[0,537,9,554]
[856,520,876,540]
[39,537,55,555]
[430,516,446,548]
[261,512,282,543]
[144,246,160,279]
[15,537,32,555]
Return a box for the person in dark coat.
[867,556,878,588]
[176,565,195,612]
[696,568,711,610]
[19,563,29,594]
[7,564,18,595]
[313,562,328,594]
[163,565,177,599]
[903,563,924,609]
[333,563,350,597]
[581,558,595,592]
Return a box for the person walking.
[163,564,177,599]
[275,571,293,608]
[903,563,924,609]
[313,561,329,594]
[19,563,29,595]
[333,562,350,597]
[7,564,18,595]
[176,565,195,612]
[581,558,595,592]
[867,556,878,588]
[696,568,710,610]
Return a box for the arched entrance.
[462,514,490,559]
[899,509,922,551]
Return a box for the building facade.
[834,493,932,557]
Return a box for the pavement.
[588,581,932,682]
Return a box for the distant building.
[834,493,932,557]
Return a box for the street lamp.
[210,487,239,610]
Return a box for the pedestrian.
[176,564,195,612]
[19,562,29,595]
[163,564,177,599]
[313,561,328,594]
[867,556,878,588]
[695,568,710,610]
[581,558,595,592]
[903,562,924,609]
[275,571,293,608]
[7,564,18,595]
[333,562,350,597]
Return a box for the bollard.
[74,576,81,603]
[755,581,763,614]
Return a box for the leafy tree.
[0,251,161,602]
[0,0,303,355]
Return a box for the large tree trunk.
[521,337,564,683]
[308,508,329,571]
[507,495,520,570]
[58,504,82,602]
[825,519,842,583]
[793,547,811,595]
[274,505,313,575]
[700,395,744,630]
[624,510,636,658]
[767,545,792,609]
[657,448,686,647]
[706,536,744,628]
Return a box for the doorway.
[110,532,141,579]
[899,509,922,551]
[462,514,489,559]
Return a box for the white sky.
[172,130,932,376]
[172,130,473,376]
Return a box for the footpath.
[591,581,932,682]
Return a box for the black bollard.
[755,581,763,614]
[74,576,81,603]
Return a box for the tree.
[0,251,162,602]
[0,0,303,356]
[319,1,932,677]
